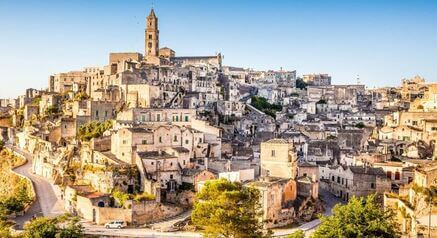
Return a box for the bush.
[355,122,365,128]
[179,182,194,191]
[23,215,83,238]
[296,78,307,90]
[112,189,131,208]
[287,229,304,238]
[251,96,282,119]
[0,150,33,215]
[317,99,327,104]
[45,105,59,115]
[78,120,113,141]
[133,192,156,202]
[74,92,89,101]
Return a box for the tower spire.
[145,7,159,57]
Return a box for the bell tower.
[145,8,159,57]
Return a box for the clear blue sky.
[1,0,436,98]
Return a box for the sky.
[0,0,436,98]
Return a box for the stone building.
[49,71,86,93]
[260,139,298,179]
[249,177,297,228]
[303,73,331,86]
[23,104,39,121]
[384,161,437,237]
[39,93,62,116]
[321,164,391,201]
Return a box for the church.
[114,8,222,68]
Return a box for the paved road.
[82,189,343,237]
[6,143,343,237]
[148,210,192,230]
[82,225,201,238]
[7,144,65,228]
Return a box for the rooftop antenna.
[356,74,361,85]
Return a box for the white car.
[104,220,126,229]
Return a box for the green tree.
[78,120,113,141]
[312,194,399,238]
[23,215,83,238]
[287,229,304,238]
[296,78,307,90]
[44,106,59,116]
[24,217,58,238]
[0,213,14,238]
[191,179,269,238]
[112,189,131,207]
[250,96,282,119]
[355,122,365,128]
[55,216,83,238]
[0,140,4,151]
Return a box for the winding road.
[6,143,343,236]
[7,144,65,228]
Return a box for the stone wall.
[91,200,184,225]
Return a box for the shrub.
[355,122,365,128]
[45,105,59,115]
[296,78,307,90]
[133,192,156,202]
[251,96,282,119]
[78,120,113,141]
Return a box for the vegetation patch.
[251,96,282,119]
[78,120,113,141]
[192,179,270,237]
[0,150,33,216]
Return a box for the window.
[105,110,108,117]
[371,183,375,189]
[199,138,202,143]
[386,171,392,179]
[149,34,152,39]
[173,135,178,142]
[170,174,173,179]
[271,150,276,157]
[122,140,127,145]
[185,115,189,122]
[142,140,147,145]
[185,139,189,144]
[337,177,340,183]
[95,110,99,117]
[159,136,162,143]
[151,162,154,165]
[332,176,335,182]
[395,171,400,180]
[122,152,125,156]
[157,114,161,122]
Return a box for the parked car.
[104,220,126,229]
